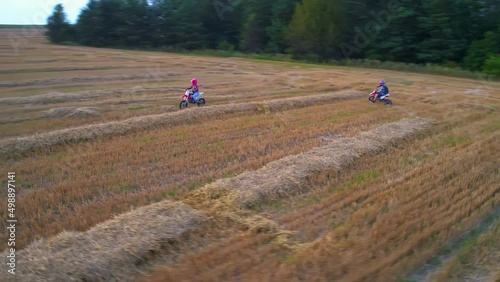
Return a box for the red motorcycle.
[179,89,206,109]
[369,89,393,105]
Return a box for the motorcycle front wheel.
[369,96,376,103]
[179,100,188,109]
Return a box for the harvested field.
[0,90,363,156]
[0,86,179,105]
[410,212,499,282]
[42,107,101,119]
[0,201,206,281]
[0,28,499,282]
[193,118,432,208]
[1,119,430,281]
[143,117,499,282]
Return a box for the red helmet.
[191,78,198,86]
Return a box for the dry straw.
[0,201,206,282]
[3,118,432,281]
[43,107,101,119]
[0,90,363,156]
[199,118,433,208]
[0,104,256,156]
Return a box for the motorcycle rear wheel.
[384,99,393,105]
[197,98,206,106]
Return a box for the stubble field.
[0,28,498,282]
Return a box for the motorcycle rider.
[376,80,389,101]
[186,78,200,102]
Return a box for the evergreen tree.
[172,0,205,49]
[75,0,100,46]
[482,0,500,31]
[364,0,426,62]
[240,0,274,52]
[75,0,126,47]
[63,0,498,75]
[417,0,484,64]
[98,0,127,46]
[46,4,72,43]
[149,0,177,47]
[198,0,244,49]
[265,0,300,53]
[119,0,153,47]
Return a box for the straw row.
[4,118,432,281]
[199,118,433,207]
[0,90,364,156]
[1,201,206,282]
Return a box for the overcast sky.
[0,0,89,25]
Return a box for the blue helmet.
[379,80,385,86]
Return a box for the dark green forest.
[47,0,500,75]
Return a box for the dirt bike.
[179,89,206,109]
[369,90,393,105]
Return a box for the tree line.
[47,0,500,75]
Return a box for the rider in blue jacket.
[376,80,389,100]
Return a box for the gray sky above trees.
[0,0,87,24]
